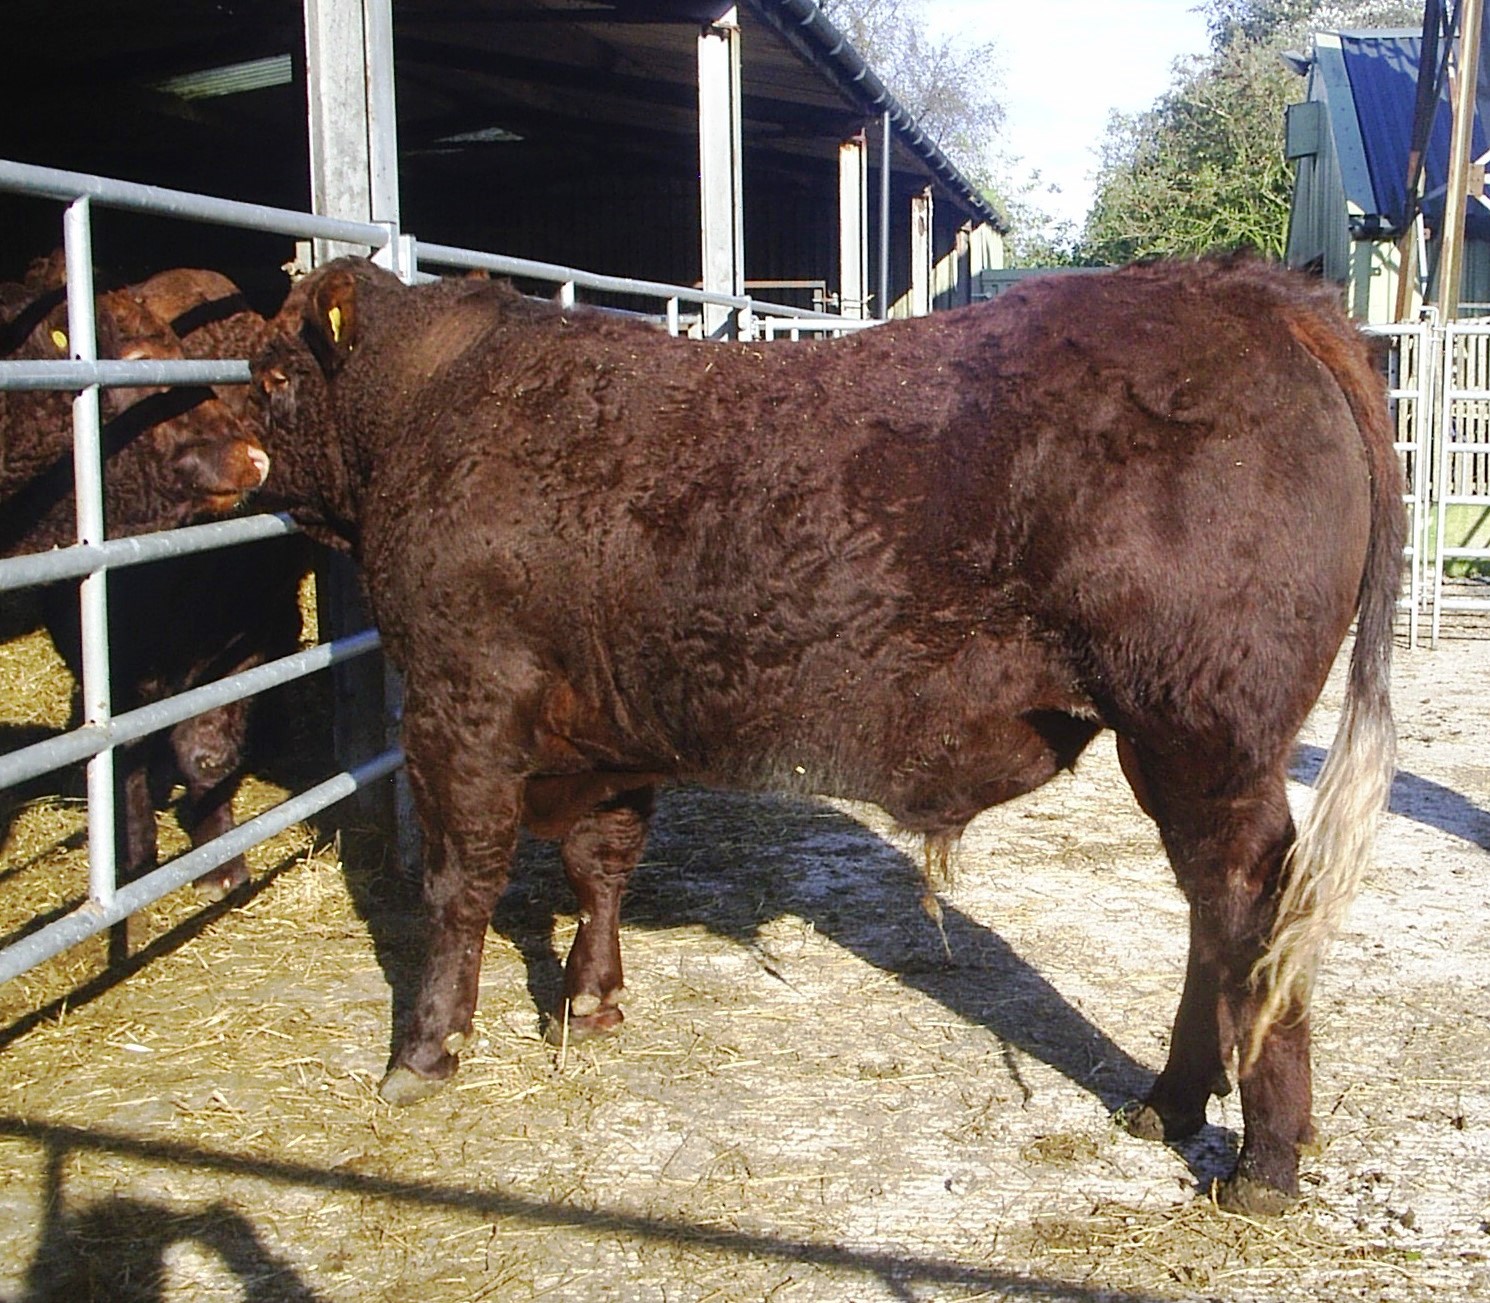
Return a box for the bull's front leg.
[549,785,655,1043]
[378,754,521,1106]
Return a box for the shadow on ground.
[347,784,1239,1195]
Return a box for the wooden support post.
[1438,0,1484,320]
[839,132,868,319]
[698,7,744,338]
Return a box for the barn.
[0,0,1005,321]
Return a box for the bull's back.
[358,259,1382,820]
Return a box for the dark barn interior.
[0,0,1002,316]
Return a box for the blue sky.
[922,0,1215,229]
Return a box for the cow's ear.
[301,269,360,374]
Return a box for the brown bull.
[248,254,1403,1214]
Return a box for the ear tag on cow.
[328,305,344,343]
[50,328,68,352]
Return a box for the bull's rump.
[357,259,1377,827]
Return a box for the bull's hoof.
[1215,1173,1297,1217]
[378,1064,451,1107]
[544,1000,624,1046]
[194,858,249,902]
[1117,1099,1205,1142]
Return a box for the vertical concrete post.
[303,0,413,866]
[878,110,892,320]
[698,7,744,338]
[839,132,868,318]
[305,0,400,260]
[910,186,934,317]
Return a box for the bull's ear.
[301,269,360,374]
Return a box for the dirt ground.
[0,602,1486,1302]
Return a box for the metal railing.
[0,157,882,988]
[411,240,876,339]
[0,159,402,983]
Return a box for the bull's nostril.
[247,446,271,483]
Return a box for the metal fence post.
[63,197,120,912]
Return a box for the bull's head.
[0,282,269,554]
[248,265,367,551]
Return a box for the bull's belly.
[671,699,1103,836]
[526,625,1101,838]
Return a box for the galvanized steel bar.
[0,629,383,792]
[0,746,405,986]
[64,199,121,911]
[414,240,851,324]
[0,359,251,390]
[0,157,387,247]
[0,514,300,594]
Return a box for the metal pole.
[1437,0,1483,320]
[879,110,891,320]
[63,198,120,911]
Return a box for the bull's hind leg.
[379,739,522,1106]
[1117,739,1310,1211]
[549,786,655,1043]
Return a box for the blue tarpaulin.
[1341,25,1490,238]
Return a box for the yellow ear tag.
[327,305,343,343]
[50,328,68,352]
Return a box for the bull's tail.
[1245,305,1405,1068]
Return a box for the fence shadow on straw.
[0,1113,1187,1303]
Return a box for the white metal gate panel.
[1370,322,1435,648]
[1431,320,1490,643]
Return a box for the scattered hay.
[0,612,1486,1300]
[1019,1195,1427,1297]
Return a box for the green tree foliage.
[816,0,1005,182]
[1082,0,1424,263]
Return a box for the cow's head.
[94,289,270,520]
[0,283,268,550]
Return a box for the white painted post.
[698,7,744,338]
[839,132,868,319]
[305,0,400,261]
[910,187,934,317]
[878,110,892,320]
[302,0,413,866]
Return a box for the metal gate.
[1430,320,1490,643]
[0,158,871,990]
[1371,321,1435,649]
